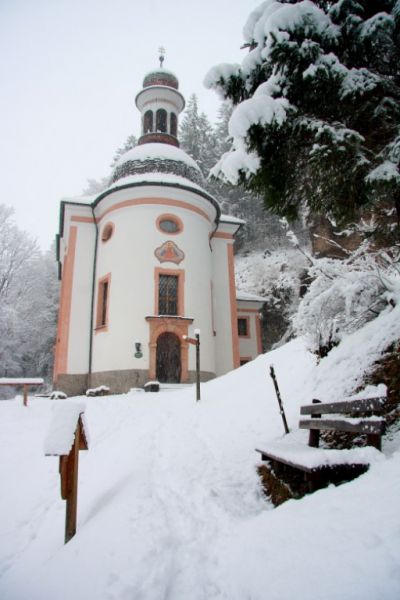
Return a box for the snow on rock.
[44,401,87,456]
[300,303,400,402]
[50,391,67,400]
[86,386,110,397]
[346,383,387,401]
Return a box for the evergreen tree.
[179,94,218,175]
[205,0,400,239]
[207,100,309,252]
[110,134,138,168]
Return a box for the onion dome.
[142,69,179,90]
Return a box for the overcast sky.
[0,0,260,250]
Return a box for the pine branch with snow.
[205,0,400,239]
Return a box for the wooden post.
[64,423,80,543]
[23,385,28,406]
[308,399,322,448]
[46,408,88,544]
[366,433,381,451]
[269,366,289,434]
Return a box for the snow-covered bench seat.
[256,396,386,495]
[0,377,44,406]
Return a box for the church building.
[54,64,264,396]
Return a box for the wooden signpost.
[184,330,201,401]
[45,403,89,543]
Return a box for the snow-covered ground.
[1,308,400,599]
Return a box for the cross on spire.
[158,46,166,68]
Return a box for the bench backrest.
[299,396,386,450]
[300,397,385,416]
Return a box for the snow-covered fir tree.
[205,0,400,241]
[179,94,219,175]
[110,134,137,168]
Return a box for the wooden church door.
[156,332,181,383]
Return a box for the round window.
[101,222,114,242]
[157,215,183,235]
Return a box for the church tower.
[135,64,184,147]
[53,60,264,396]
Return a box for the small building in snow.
[54,64,264,395]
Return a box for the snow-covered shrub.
[86,385,110,397]
[293,246,400,356]
[235,247,309,348]
[50,391,67,400]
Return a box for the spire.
[158,46,165,68]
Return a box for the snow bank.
[0,308,399,599]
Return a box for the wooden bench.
[0,378,44,406]
[256,396,386,496]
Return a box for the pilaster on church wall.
[62,209,96,375]
[211,236,237,375]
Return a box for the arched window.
[170,113,177,137]
[144,110,153,134]
[156,109,167,133]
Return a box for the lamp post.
[194,329,200,402]
[183,329,201,402]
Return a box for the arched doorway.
[156,332,181,383]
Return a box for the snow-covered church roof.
[236,290,265,303]
[110,143,205,188]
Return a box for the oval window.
[101,222,114,242]
[157,215,183,235]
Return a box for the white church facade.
[54,66,264,395]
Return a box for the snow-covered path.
[0,388,269,600]
[1,338,400,599]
